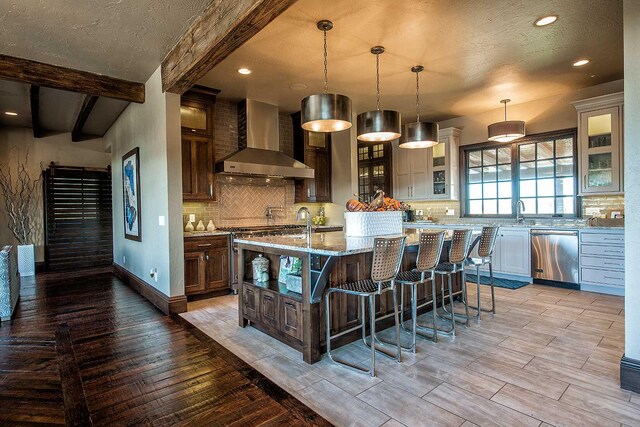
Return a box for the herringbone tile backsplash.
[183,176,296,228]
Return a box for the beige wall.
[0,128,109,262]
[438,79,624,146]
[624,0,640,361]
[105,66,184,297]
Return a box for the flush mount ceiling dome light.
[357,46,401,141]
[573,59,591,67]
[238,68,252,75]
[301,20,352,133]
[4,111,18,116]
[400,65,439,149]
[534,15,558,26]
[487,99,525,143]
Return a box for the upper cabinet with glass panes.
[429,127,461,200]
[572,93,624,195]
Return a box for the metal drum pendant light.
[357,46,401,141]
[400,65,438,149]
[487,99,525,142]
[301,20,352,132]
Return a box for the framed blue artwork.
[122,147,141,241]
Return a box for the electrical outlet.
[189,214,196,222]
[158,216,165,226]
[150,268,158,282]
[415,210,424,216]
[446,208,455,216]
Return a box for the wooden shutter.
[44,166,113,271]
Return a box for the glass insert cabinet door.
[580,106,621,194]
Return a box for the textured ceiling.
[199,0,623,121]
[0,0,212,82]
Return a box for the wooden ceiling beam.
[71,95,99,142]
[29,85,44,138]
[0,54,145,103]
[161,0,297,94]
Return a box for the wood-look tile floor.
[184,283,639,427]
[0,273,329,426]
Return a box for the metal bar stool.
[434,229,474,337]
[466,226,500,320]
[325,236,406,377]
[395,231,446,351]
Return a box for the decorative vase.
[17,244,35,277]
[185,221,195,232]
[196,220,205,231]
[207,220,216,232]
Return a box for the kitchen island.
[235,229,464,364]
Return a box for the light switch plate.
[158,216,165,226]
[189,214,196,222]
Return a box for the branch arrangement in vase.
[0,148,41,245]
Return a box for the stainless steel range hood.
[214,99,314,179]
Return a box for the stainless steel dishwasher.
[530,229,579,286]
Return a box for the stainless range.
[218,224,306,293]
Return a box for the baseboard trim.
[113,264,187,315]
[620,355,640,393]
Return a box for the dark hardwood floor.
[0,272,330,426]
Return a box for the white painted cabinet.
[429,127,460,200]
[498,229,531,277]
[392,143,428,200]
[392,127,461,201]
[572,93,624,195]
[579,229,624,295]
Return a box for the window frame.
[460,128,580,218]
[357,141,392,202]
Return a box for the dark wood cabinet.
[292,112,332,203]
[182,135,214,201]
[280,296,302,341]
[204,247,229,292]
[260,289,280,329]
[184,252,206,294]
[184,236,230,297]
[181,87,218,202]
[242,286,260,321]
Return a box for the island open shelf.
[236,230,463,364]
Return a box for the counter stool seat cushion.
[395,270,427,284]
[334,279,392,295]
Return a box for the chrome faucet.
[297,206,312,242]
[516,199,526,223]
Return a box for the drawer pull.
[604,276,622,280]
[604,262,623,266]
[197,244,212,247]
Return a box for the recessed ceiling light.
[534,15,558,26]
[4,111,18,116]
[238,68,251,75]
[573,59,591,67]
[289,83,308,91]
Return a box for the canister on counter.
[252,254,270,283]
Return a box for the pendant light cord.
[415,71,420,122]
[375,53,381,110]
[504,101,507,121]
[323,29,328,93]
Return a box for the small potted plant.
[0,148,40,276]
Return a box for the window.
[463,129,578,217]
[358,142,391,202]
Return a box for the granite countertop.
[234,229,464,256]
[403,221,624,231]
[183,231,231,238]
